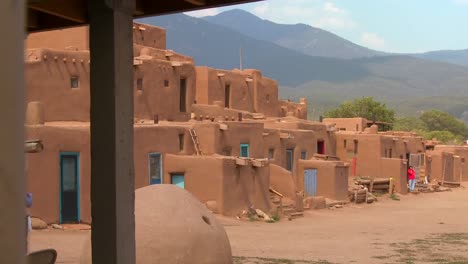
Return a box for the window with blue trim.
[240,143,250,158]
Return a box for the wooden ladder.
[189,129,202,156]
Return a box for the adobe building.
[429,145,468,182]
[25,22,344,224]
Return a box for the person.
[408,166,416,191]
[25,192,33,252]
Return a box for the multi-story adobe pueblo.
[25,23,467,224]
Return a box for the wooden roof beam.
[28,0,87,23]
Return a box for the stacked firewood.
[348,186,377,204]
[355,178,391,194]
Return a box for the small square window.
[164,80,169,87]
[137,78,143,90]
[71,76,79,88]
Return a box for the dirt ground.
[31,185,468,264]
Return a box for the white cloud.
[184,7,220,17]
[360,32,386,50]
[253,2,269,16]
[324,2,344,13]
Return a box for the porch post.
[88,0,136,263]
[0,0,26,263]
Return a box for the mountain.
[412,49,468,67]
[137,14,468,120]
[203,9,384,59]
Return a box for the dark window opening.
[389,149,392,158]
[301,151,307,160]
[71,76,79,88]
[268,148,275,159]
[286,149,294,171]
[180,78,187,112]
[164,79,169,87]
[178,134,184,151]
[317,141,325,155]
[225,84,230,108]
[344,140,347,148]
[136,78,143,91]
[354,140,358,155]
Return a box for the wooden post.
[88,0,136,263]
[0,0,26,263]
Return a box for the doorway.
[225,84,230,108]
[317,140,325,154]
[149,153,162,185]
[60,152,80,223]
[304,169,317,197]
[286,149,294,171]
[179,78,187,112]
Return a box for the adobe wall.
[324,118,368,132]
[335,133,382,178]
[26,22,166,50]
[297,160,349,201]
[133,56,196,122]
[195,67,255,113]
[434,146,468,181]
[133,124,196,189]
[381,158,408,194]
[204,122,265,158]
[163,155,270,216]
[262,118,336,156]
[278,99,308,119]
[427,151,454,182]
[26,49,91,122]
[26,124,91,224]
[26,48,196,122]
[269,164,298,202]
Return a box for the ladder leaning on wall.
[189,129,203,156]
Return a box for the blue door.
[171,174,185,189]
[304,169,317,197]
[149,153,162,185]
[60,152,80,223]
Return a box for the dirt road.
[31,186,468,263]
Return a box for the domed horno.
[80,184,232,264]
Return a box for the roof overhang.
[27,0,262,33]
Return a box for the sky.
[185,0,468,53]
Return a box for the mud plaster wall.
[381,158,408,194]
[196,67,255,113]
[26,23,166,51]
[163,155,270,216]
[324,118,368,132]
[434,146,468,181]
[269,164,297,201]
[242,69,279,117]
[26,49,195,122]
[26,125,91,224]
[133,58,195,121]
[336,133,382,178]
[217,122,265,158]
[298,160,349,201]
[26,49,91,122]
[428,151,454,182]
[133,125,195,189]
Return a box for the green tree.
[393,117,427,132]
[324,97,395,123]
[420,110,468,138]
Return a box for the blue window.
[240,143,250,158]
[149,153,162,185]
